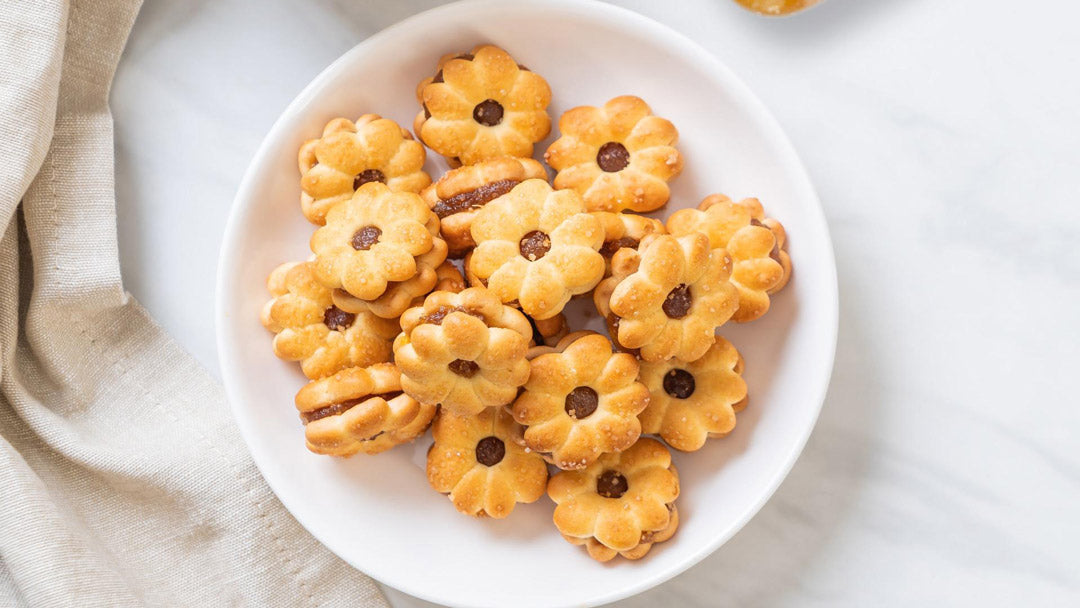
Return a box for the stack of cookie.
[262,44,792,563]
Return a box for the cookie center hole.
[596,470,629,499]
[448,359,480,378]
[322,305,356,331]
[564,386,599,420]
[473,99,504,127]
[596,142,630,172]
[519,230,551,261]
[662,284,692,319]
[351,225,382,251]
[475,436,506,467]
[662,369,696,399]
[353,169,385,190]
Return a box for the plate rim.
[216,1,839,606]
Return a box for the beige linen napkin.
[0,1,388,606]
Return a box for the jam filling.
[351,225,381,250]
[662,369,696,399]
[300,391,403,424]
[596,470,629,499]
[475,436,506,466]
[432,179,519,219]
[519,230,551,261]
[597,142,630,172]
[322,305,356,331]
[353,169,385,190]
[599,236,639,258]
[662,284,692,319]
[564,387,599,420]
[448,359,480,378]
[472,99,504,127]
[420,306,483,325]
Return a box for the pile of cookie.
[262,45,791,563]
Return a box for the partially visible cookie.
[298,115,430,225]
[467,179,605,320]
[415,45,551,166]
[548,438,680,562]
[639,336,748,451]
[511,331,649,470]
[421,156,548,258]
[394,287,533,416]
[667,194,791,322]
[261,261,399,379]
[295,363,435,457]
[594,233,738,362]
[427,408,548,518]
[593,211,666,275]
[525,311,569,347]
[545,95,682,212]
[311,182,448,318]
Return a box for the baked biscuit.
[545,96,682,212]
[295,363,435,457]
[261,261,399,379]
[394,287,533,416]
[638,336,748,451]
[593,211,666,275]
[666,194,791,322]
[594,233,738,362]
[526,311,569,347]
[421,156,548,258]
[427,408,548,518]
[311,182,448,317]
[512,332,649,470]
[467,179,605,320]
[429,260,467,293]
[298,115,430,225]
[415,45,551,166]
[548,438,679,562]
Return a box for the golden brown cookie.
[548,438,679,562]
[594,233,738,362]
[311,182,448,318]
[260,261,399,379]
[593,211,666,275]
[512,332,649,470]
[467,179,605,320]
[639,336,748,451]
[427,408,548,518]
[295,363,435,457]
[415,45,551,166]
[298,115,430,225]
[545,96,682,212]
[525,311,569,347]
[667,194,791,322]
[394,287,533,416]
[421,156,548,258]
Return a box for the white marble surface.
[112,0,1080,605]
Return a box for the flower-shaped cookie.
[548,438,680,562]
[421,156,548,258]
[467,179,605,320]
[545,96,682,213]
[415,45,551,166]
[639,336,748,451]
[394,287,533,416]
[427,408,548,518]
[311,182,448,315]
[512,332,649,470]
[593,211,666,275]
[295,363,436,457]
[594,233,738,362]
[298,115,431,225]
[667,194,792,322]
[261,261,399,379]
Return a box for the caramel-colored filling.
[431,179,519,219]
[300,391,403,424]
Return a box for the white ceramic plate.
[217,1,837,606]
